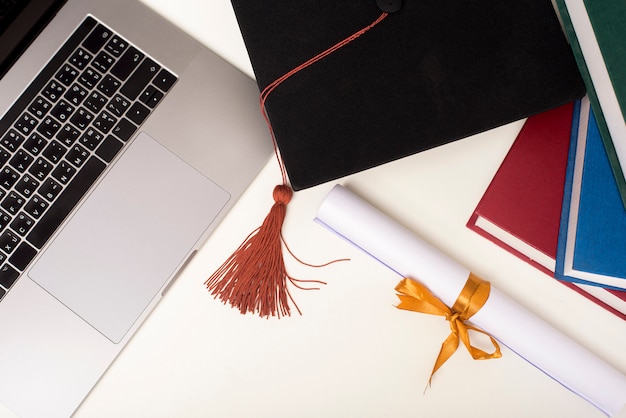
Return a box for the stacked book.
[467,0,626,320]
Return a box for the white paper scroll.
[315,184,626,417]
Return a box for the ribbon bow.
[395,273,502,385]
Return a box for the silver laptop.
[0,0,272,416]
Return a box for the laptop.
[0,0,272,417]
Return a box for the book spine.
[554,0,626,210]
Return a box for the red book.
[467,102,626,320]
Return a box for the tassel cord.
[259,12,389,184]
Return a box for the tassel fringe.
[205,185,325,318]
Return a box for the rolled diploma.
[315,185,626,417]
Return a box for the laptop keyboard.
[0,15,177,301]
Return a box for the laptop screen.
[0,0,67,78]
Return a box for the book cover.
[556,97,626,292]
[468,103,573,275]
[555,0,626,209]
[468,101,626,320]
[231,0,585,190]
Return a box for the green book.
[555,0,626,209]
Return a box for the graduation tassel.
[205,184,321,317]
[205,11,389,318]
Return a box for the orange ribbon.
[395,273,502,385]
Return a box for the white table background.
[3,0,626,417]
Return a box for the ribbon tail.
[458,323,502,360]
[428,332,460,386]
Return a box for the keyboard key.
[126,102,150,125]
[23,133,48,155]
[41,80,66,102]
[78,67,102,89]
[96,135,123,162]
[79,128,104,150]
[14,113,38,136]
[37,117,62,139]
[9,242,37,271]
[64,84,88,106]
[51,161,76,184]
[110,46,143,80]
[93,111,117,134]
[83,24,113,53]
[120,58,159,100]
[0,264,19,289]
[0,210,10,231]
[24,195,48,219]
[1,129,24,151]
[11,213,35,237]
[27,157,106,249]
[9,150,33,172]
[2,192,26,215]
[112,118,136,141]
[83,91,107,113]
[0,167,19,189]
[29,157,54,181]
[69,107,94,130]
[107,94,130,117]
[68,48,92,70]
[0,147,9,166]
[55,64,79,86]
[29,96,52,118]
[39,178,63,202]
[50,100,75,123]
[57,124,81,147]
[42,140,67,163]
[0,229,19,254]
[15,174,40,197]
[92,51,115,73]
[97,74,121,97]
[153,68,177,92]
[66,144,90,167]
[105,35,128,57]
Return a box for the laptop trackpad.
[28,133,230,343]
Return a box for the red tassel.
[205,12,389,318]
[205,184,316,317]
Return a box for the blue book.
[556,96,626,290]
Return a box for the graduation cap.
[205,0,584,317]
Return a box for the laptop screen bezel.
[0,0,68,79]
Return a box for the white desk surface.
[3,1,626,417]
